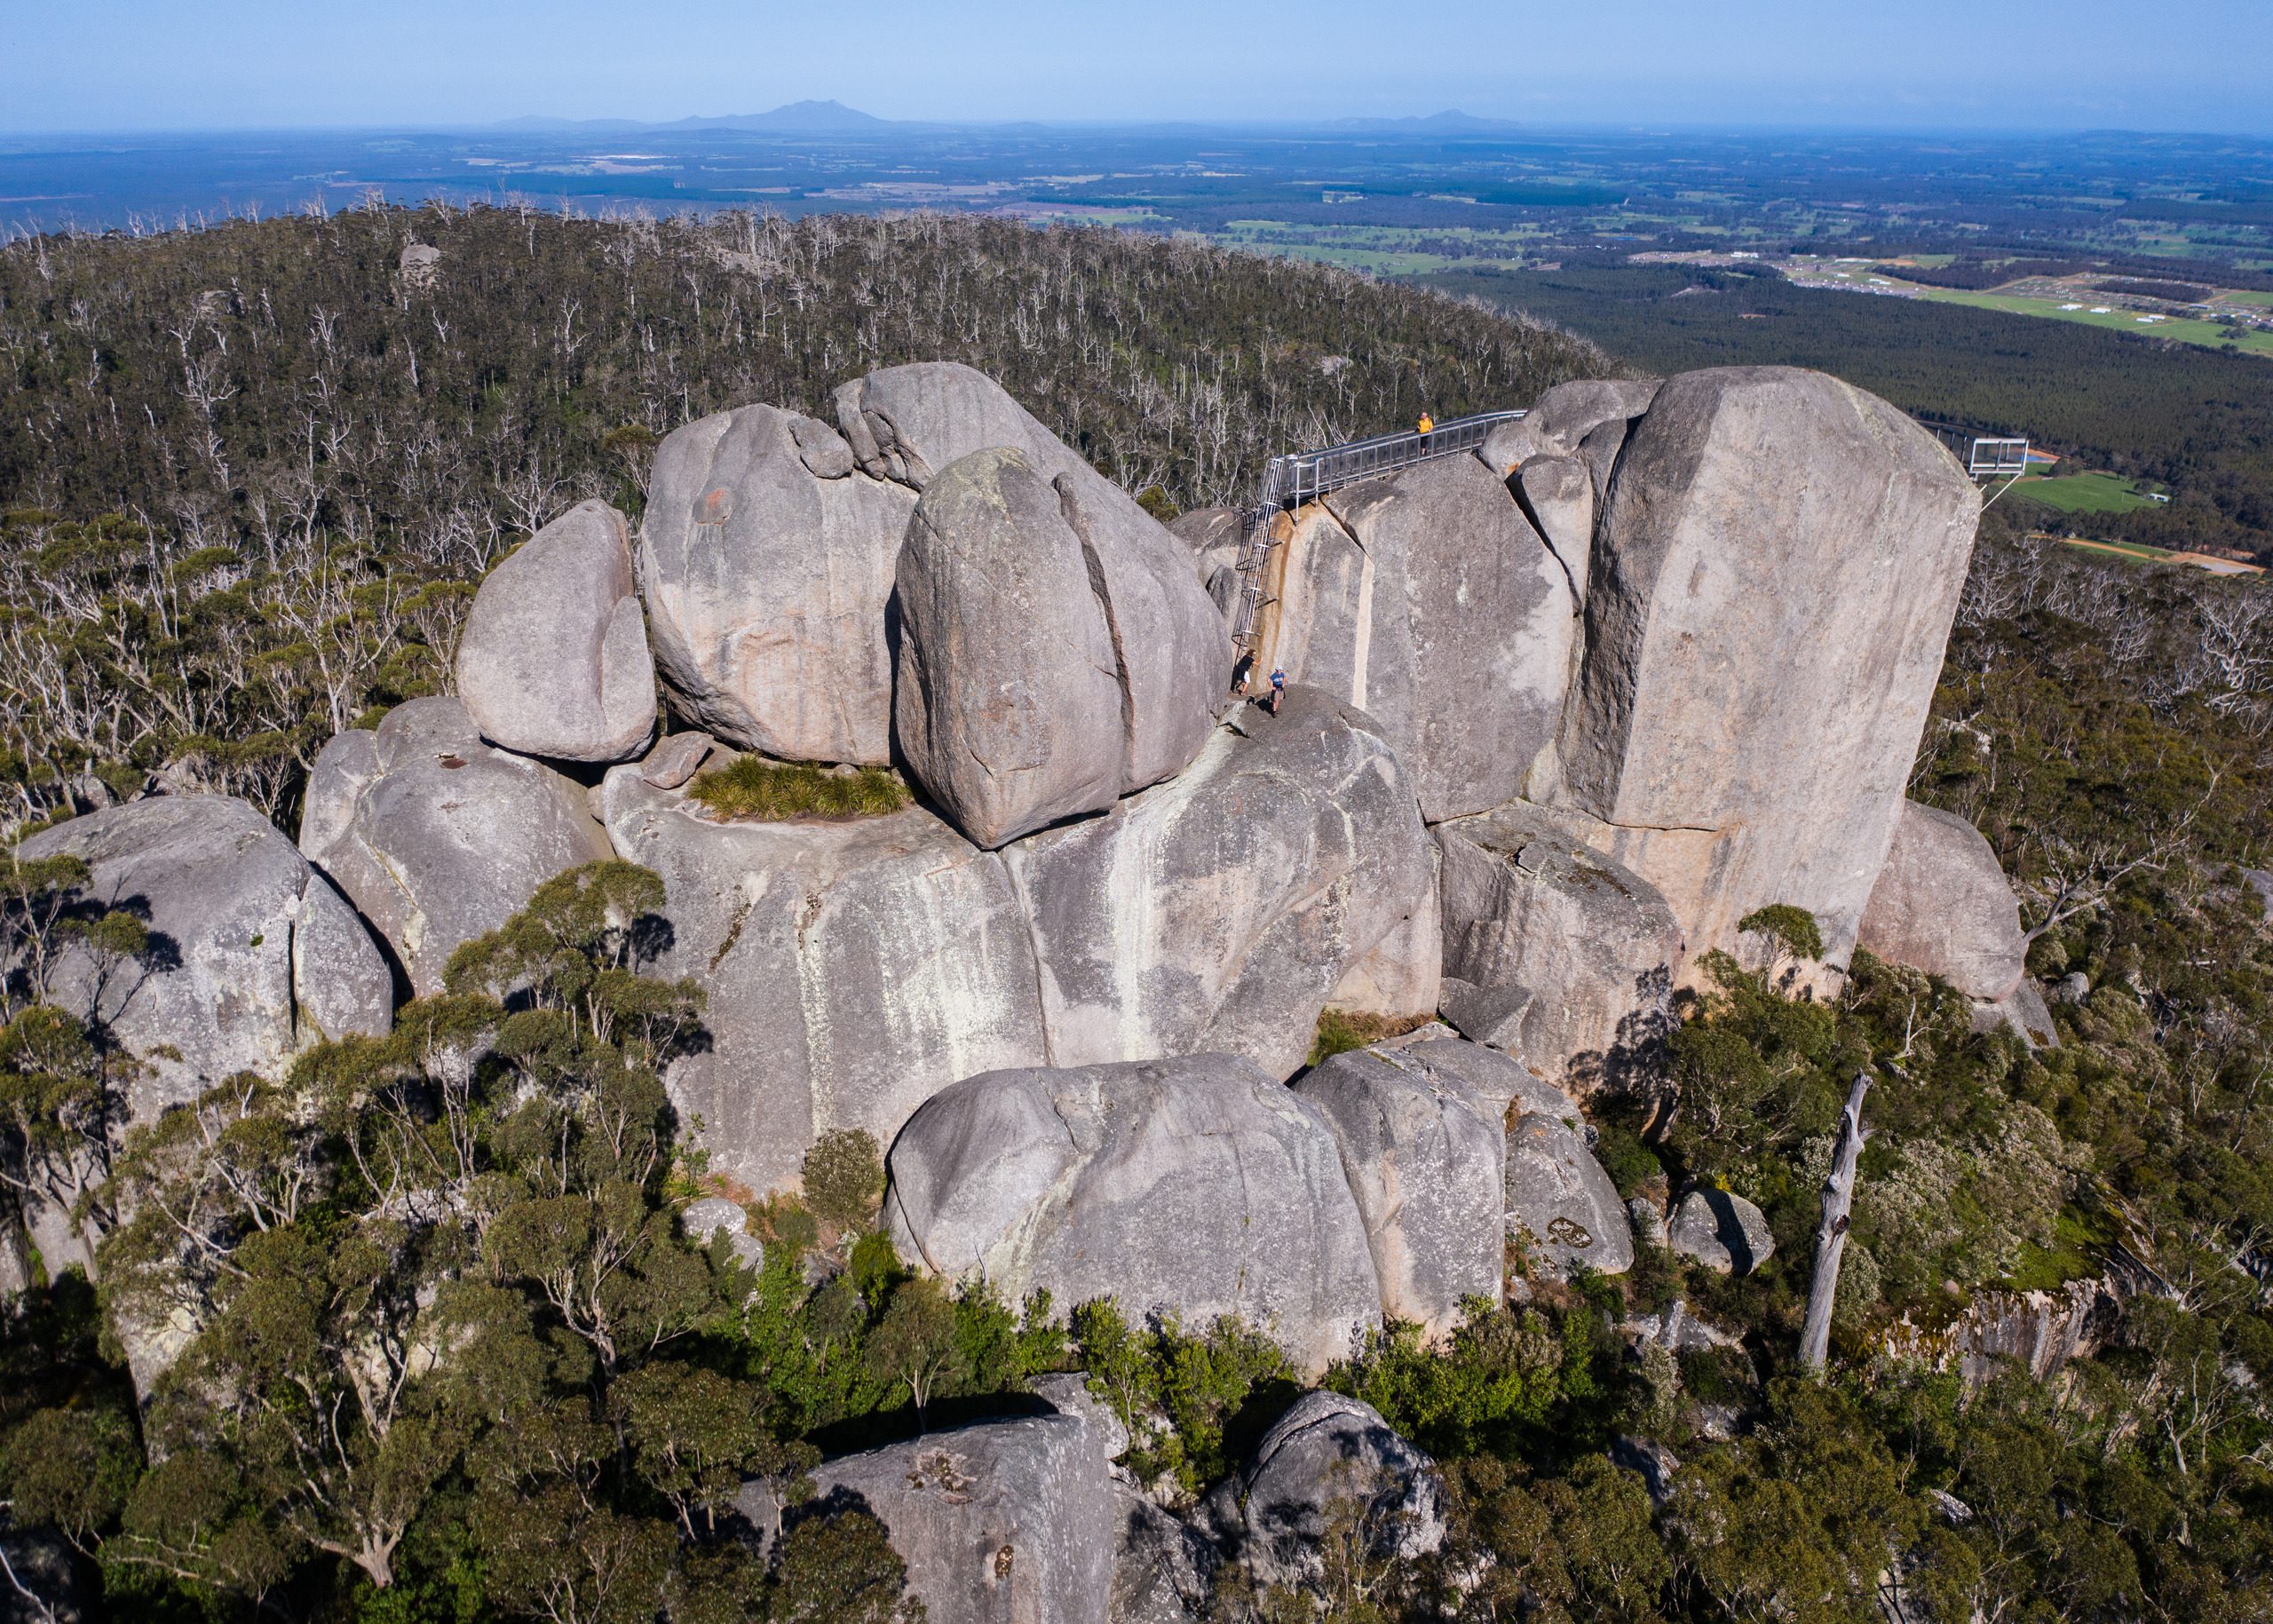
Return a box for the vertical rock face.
[1253,456,1573,823]
[1002,686,1433,1079]
[20,795,392,1121]
[759,1412,1116,1624]
[894,448,1229,849]
[639,403,917,765]
[1294,1047,1505,1337]
[1435,801,1683,1092]
[884,1056,1382,1374]
[1858,799,2028,1001]
[299,698,615,996]
[598,768,1049,1197]
[1554,367,1980,967]
[455,499,653,763]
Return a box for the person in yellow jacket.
[1416,412,1434,437]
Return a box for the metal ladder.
[1228,408,1528,664]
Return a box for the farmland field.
[2006,470,2164,515]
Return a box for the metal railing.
[1228,408,1527,660]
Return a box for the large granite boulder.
[298,699,614,996]
[755,1410,1115,1624]
[1002,686,1433,1078]
[1858,799,2027,1002]
[1526,376,1663,452]
[1551,367,1981,970]
[1249,456,1573,822]
[598,767,1048,1197]
[1436,802,1683,1092]
[1667,1187,1775,1275]
[884,1056,1382,1373]
[638,403,916,764]
[455,499,653,763]
[1202,1392,1444,1591]
[20,795,392,1120]
[836,359,1110,499]
[894,447,1230,849]
[1294,1047,1504,1336]
[1506,1111,1633,1277]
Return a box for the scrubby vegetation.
[0,204,1604,839]
[685,757,911,823]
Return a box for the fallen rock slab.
[456,499,653,763]
[1002,685,1432,1078]
[299,698,614,996]
[884,1056,1382,1374]
[1295,1046,1505,1336]
[20,794,392,1121]
[640,402,916,764]
[1436,801,1683,1093]
[599,766,1049,1197]
[1859,799,2026,1001]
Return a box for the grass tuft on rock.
[1306,1008,1433,1066]
[687,756,912,822]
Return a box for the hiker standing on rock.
[1269,666,1287,714]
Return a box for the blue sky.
[5,0,2269,135]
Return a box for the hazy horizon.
[6,0,2271,139]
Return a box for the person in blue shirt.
[1269,666,1287,714]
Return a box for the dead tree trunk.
[1800,1073,1873,1374]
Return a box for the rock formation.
[1436,800,1683,1090]
[20,794,392,1119]
[639,403,915,764]
[754,1407,1117,1624]
[1246,455,1572,822]
[455,498,653,763]
[1858,798,2027,1001]
[1003,685,1433,1077]
[884,1056,1382,1373]
[1667,1186,1776,1275]
[599,766,1049,1197]
[1294,1046,1505,1337]
[1550,367,1980,970]
[1505,1110,1633,1277]
[1200,1392,1445,1590]
[893,446,1229,847]
[298,697,614,995]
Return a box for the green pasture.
[2007,470,2163,516]
[1906,286,2273,358]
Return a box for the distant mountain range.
[497,100,896,135]
[495,101,1522,136]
